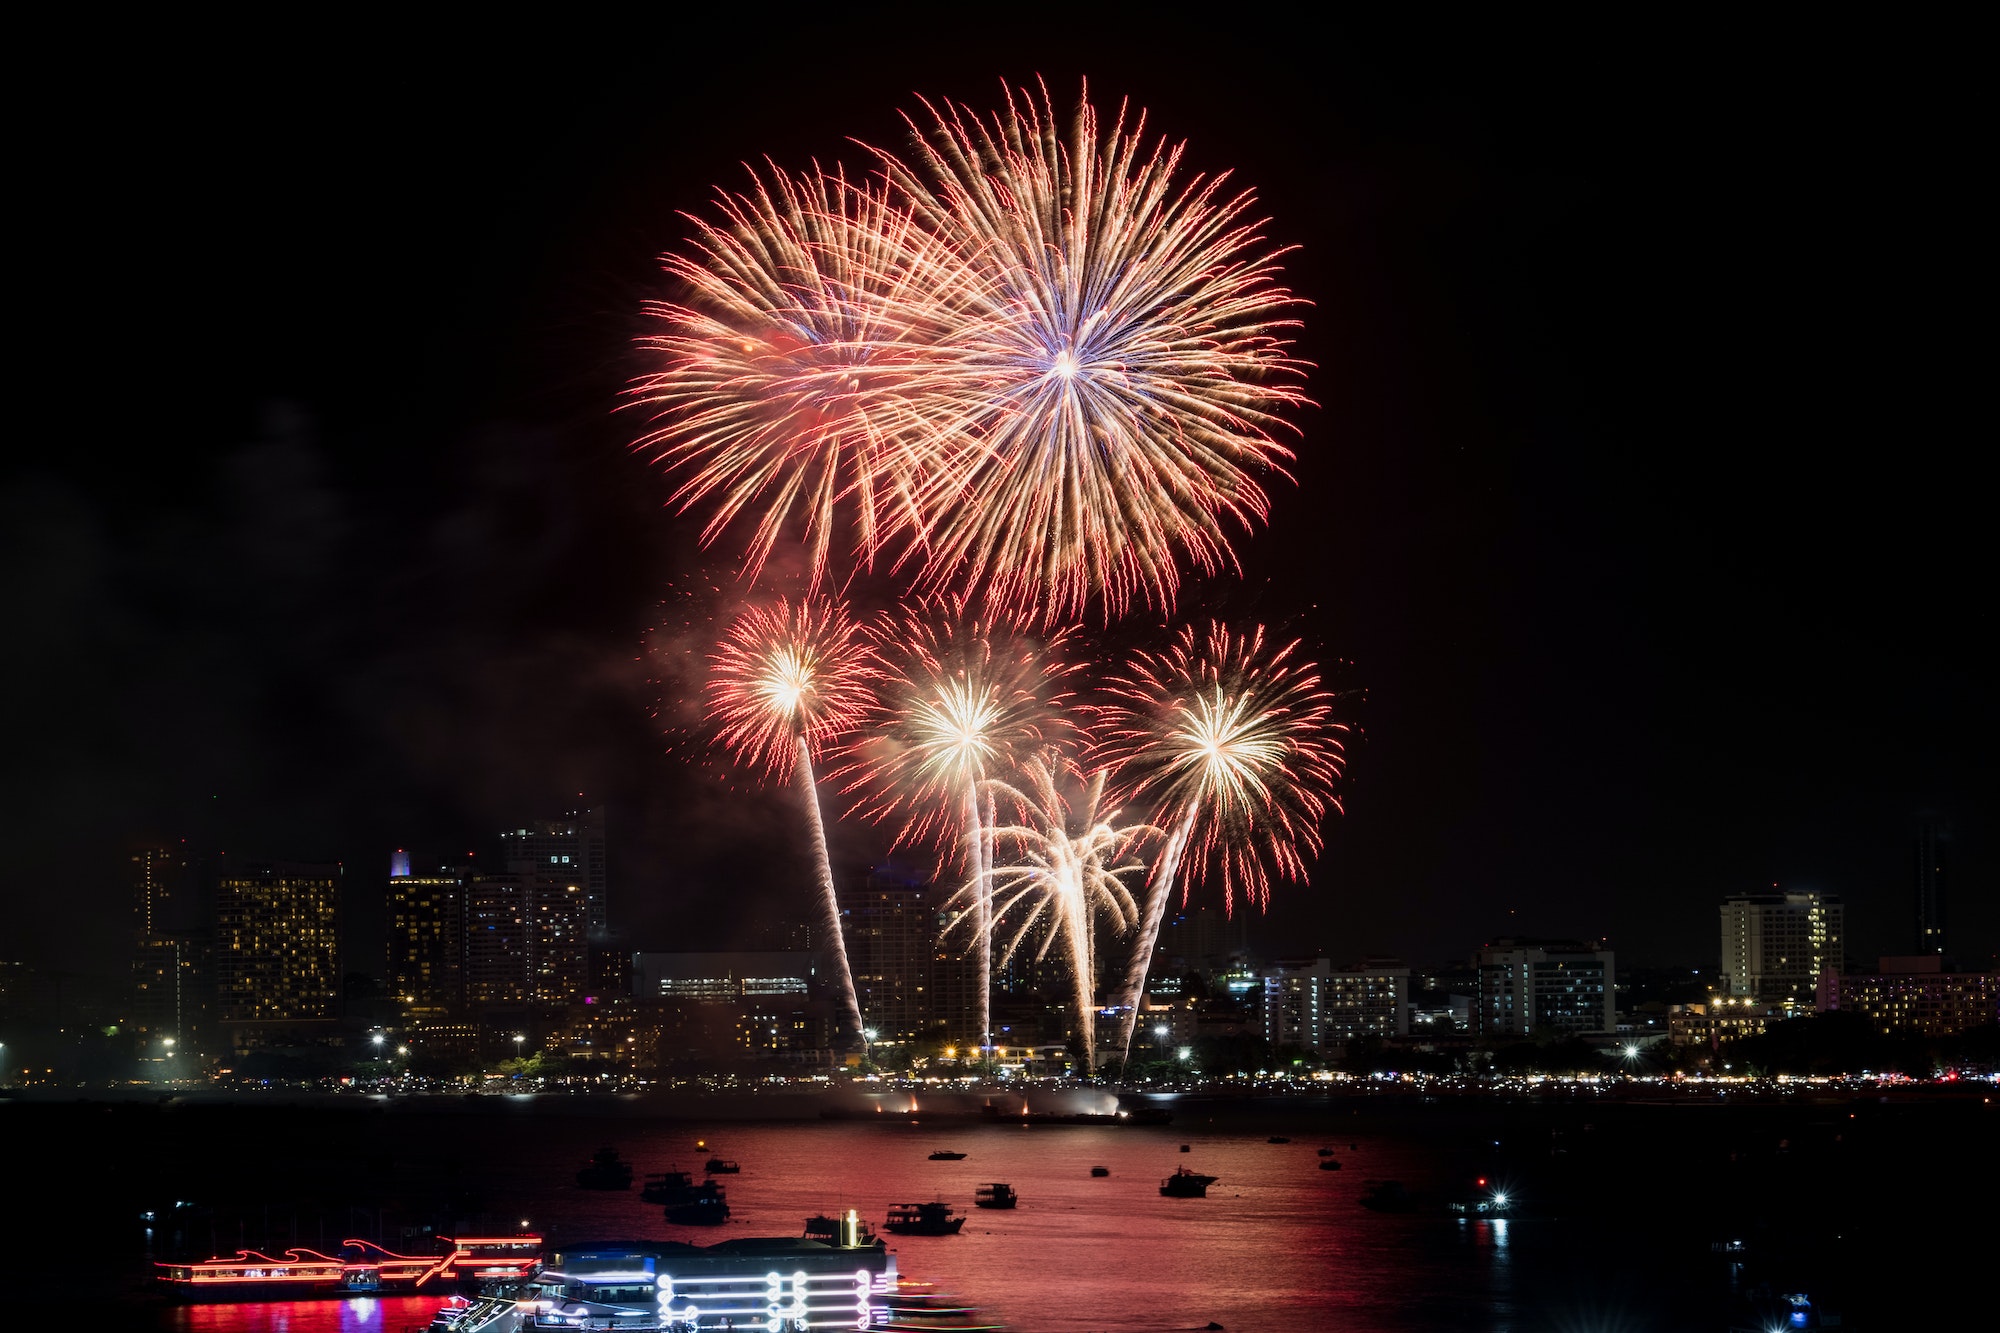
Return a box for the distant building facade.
[1816,955,1998,1037]
[386,859,466,1013]
[214,860,341,1023]
[848,869,939,1043]
[1667,997,1795,1051]
[499,806,609,937]
[1475,939,1616,1039]
[1260,958,1412,1053]
[1914,818,1948,957]
[1720,891,1843,1005]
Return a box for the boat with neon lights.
[426,1217,896,1331]
[156,1233,543,1300]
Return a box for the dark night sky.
[4,15,1989,980]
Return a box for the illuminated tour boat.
[156,1234,544,1300]
[424,1211,897,1332]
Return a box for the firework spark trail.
[706,597,879,1039]
[840,601,1074,1061]
[873,80,1312,624]
[632,163,987,591]
[1092,622,1346,1066]
[967,751,1148,1074]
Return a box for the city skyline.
[5,18,1990,982]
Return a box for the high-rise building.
[499,806,608,936]
[1475,939,1616,1038]
[214,860,341,1023]
[130,841,207,1061]
[1262,958,1413,1053]
[1719,890,1843,1005]
[1915,818,1948,957]
[131,842,188,939]
[498,809,600,1005]
[928,901,981,1048]
[387,856,465,1013]
[464,872,528,1006]
[1816,954,1997,1037]
[849,869,936,1043]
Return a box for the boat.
[453,1230,895,1331]
[1268,1135,1290,1144]
[879,1280,1008,1330]
[1317,1147,1335,1157]
[973,1182,1018,1209]
[1179,1143,1191,1152]
[803,1209,879,1248]
[160,1234,543,1302]
[704,1157,741,1174]
[1160,1167,1218,1198]
[641,1166,697,1203]
[1359,1180,1421,1214]
[1319,1157,1343,1171]
[883,1200,967,1235]
[1090,1166,1110,1177]
[575,1145,634,1190]
[665,1179,731,1225]
[928,1149,968,1160]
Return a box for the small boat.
[1359,1180,1420,1214]
[1268,1136,1290,1144]
[973,1182,1017,1209]
[928,1149,968,1160]
[574,1146,633,1190]
[883,1201,966,1236]
[704,1157,741,1174]
[1317,1147,1335,1157]
[640,1167,696,1203]
[1179,1144,1191,1153]
[1319,1157,1343,1171]
[1160,1167,1218,1198]
[1089,1166,1110,1177]
[665,1180,730,1225]
[803,1211,879,1248]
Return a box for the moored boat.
[666,1180,731,1225]
[927,1149,967,1160]
[641,1166,697,1203]
[575,1145,634,1190]
[883,1200,966,1235]
[973,1182,1017,1209]
[1160,1167,1218,1198]
[704,1157,741,1174]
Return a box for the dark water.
[17,1087,1994,1331]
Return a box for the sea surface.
[16,1086,1992,1331]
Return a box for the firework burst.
[877,80,1312,623]
[706,596,879,780]
[705,597,880,1040]
[963,749,1150,1074]
[841,598,1074,1058]
[1092,621,1346,1063]
[633,164,983,589]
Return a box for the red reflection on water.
[164,1295,439,1331]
